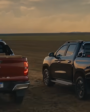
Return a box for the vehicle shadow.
[0,94,21,111]
[45,83,90,101]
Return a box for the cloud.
[0,0,90,33]
[0,12,90,33]
[0,0,12,9]
[82,2,90,5]
[20,6,35,11]
[28,0,43,1]
[81,0,90,5]
[20,0,43,4]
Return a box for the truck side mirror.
[78,52,82,57]
[56,54,61,59]
[48,52,54,57]
[78,52,86,57]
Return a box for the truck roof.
[0,39,7,45]
[65,40,83,43]
[63,40,83,45]
[64,40,90,45]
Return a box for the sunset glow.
[0,0,90,33]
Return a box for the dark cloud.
[0,0,90,17]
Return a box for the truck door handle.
[68,60,71,63]
[57,60,61,63]
[55,60,61,63]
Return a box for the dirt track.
[0,39,90,112]
[0,70,90,112]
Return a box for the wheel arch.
[42,64,50,74]
[73,69,85,83]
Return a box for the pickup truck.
[42,40,90,100]
[0,39,29,104]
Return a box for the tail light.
[24,62,28,75]
[87,55,90,57]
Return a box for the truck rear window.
[0,45,4,53]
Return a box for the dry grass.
[0,34,90,112]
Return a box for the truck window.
[4,45,14,55]
[0,42,13,55]
[66,45,76,56]
[56,45,67,56]
[0,43,5,53]
[84,44,90,56]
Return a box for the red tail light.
[24,62,28,67]
[87,55,90,57]
[24,62,28,75]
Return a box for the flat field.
[0,33,90,112]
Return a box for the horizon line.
[0,32,90,35]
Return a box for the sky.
[0,0,90,33]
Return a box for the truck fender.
[42,64,50,74]
[73,69,85,82]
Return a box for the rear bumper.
[0,81,30,93]
[12,82,30,91]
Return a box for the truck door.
[50,45,68,79]
[58,44,77,81]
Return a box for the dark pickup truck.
[42,40,90,100]
[0,39,29,104]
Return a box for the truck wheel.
[75,76,87,100]
[43,68,55,86]
[10,92,24,104]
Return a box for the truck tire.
[43,68,55,86]
[10,91,24,104]
[75,76,87,100]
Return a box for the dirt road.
[0,70,90,112]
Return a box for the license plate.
[0,82,3,88]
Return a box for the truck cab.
[0,39,14,55]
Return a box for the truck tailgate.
[0,55,29,81]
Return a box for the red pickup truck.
[0,39,30,104]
